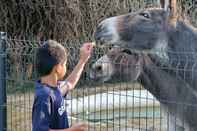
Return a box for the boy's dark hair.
[36,40,67,77]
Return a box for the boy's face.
[56,60,67,80]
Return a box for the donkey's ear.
[160,0,165,8]
[160,0,170,11]
[160,0,169,11]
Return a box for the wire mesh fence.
[3,37,164,131]
[3,38,197,131]
[0,0,197,131]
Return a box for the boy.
[32,40,93,131]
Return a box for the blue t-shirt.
[32,81,69,131]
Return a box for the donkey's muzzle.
[94,24,113,45]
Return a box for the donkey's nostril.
[94,24,103,40]
[95,65,102,71]
[96,24,103,34]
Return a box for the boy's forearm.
[66,60,86,89]
[60,59,86,95]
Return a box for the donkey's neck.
[139,56,197,104]
[139,56,197,129]
[168,20,197,53]
[164,20,197,89]
[146,20,197,69]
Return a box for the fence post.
[0,32,7,131]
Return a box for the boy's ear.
[55,64,62,74]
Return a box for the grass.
[7,91,33,131]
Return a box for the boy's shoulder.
[34,81,53,100]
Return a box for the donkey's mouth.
[94,30,124,48]
[94,31,114,45]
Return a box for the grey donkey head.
[94,8,176,63]
[90,47,153,82]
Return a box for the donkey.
[90,47,197,131]
[94,8,197,91]
[92,7,197,131]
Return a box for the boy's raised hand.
[79,42,94,63]
[69,123,87,131]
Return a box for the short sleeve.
[58,80,71,97]
[32,98,51,131]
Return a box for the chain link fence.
[0,0,197,131]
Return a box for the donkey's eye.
[121,49,132,55]
[139,12,150,19]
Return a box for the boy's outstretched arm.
[59,42,93,96]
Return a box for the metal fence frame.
[0,32,7,131]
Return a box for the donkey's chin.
[91,76,112,82]
[95,33,121,47]
[96,40,111,47]
[89,72,112,82]
[96,40,122,49]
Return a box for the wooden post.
[161,0,177,25]
[169,0,177,20]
